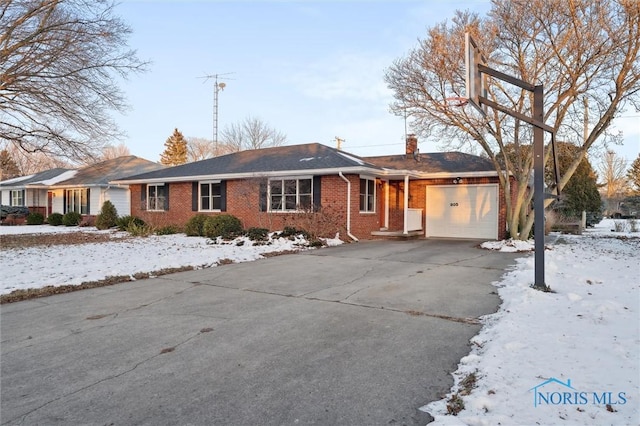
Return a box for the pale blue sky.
[114,0,639,164]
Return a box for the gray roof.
[364,152,495,174]
[52,156,165,187]
[0,168,71,188]
[116,143,383,182]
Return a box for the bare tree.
[1,142,71,175]
[598,150,630,213]
[385,0,640,239]
[221,116,287,152]
[187,137,234,162]
[0,0,148,163]
[99,143,131,161]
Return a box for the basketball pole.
[466,33,554,290]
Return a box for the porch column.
[384,180,389,229]
[403,175,409,235]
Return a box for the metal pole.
[533,84,547,290]
[213,75,219,154]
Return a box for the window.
[359,178,375,212]
[10,190,24,206]
[65,188,89,214]
[200,182,221,211]
[148,184,166,211]
[269,178,312,212]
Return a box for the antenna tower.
[199,72,235,154]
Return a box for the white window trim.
[359,177,376,213]
[66,188,89,214]
[267,176,313,213]
[199,180,222,212]
[10,190,24,206]
[147,183,166,211]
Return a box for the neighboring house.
[0,168,75,217]
[0,156,165,220]
[113,137,511,240]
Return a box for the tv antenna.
[199,72,235,154]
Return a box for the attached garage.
[425,184,499,240]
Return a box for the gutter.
[338,172,359,242]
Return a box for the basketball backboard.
[465,32,487,115]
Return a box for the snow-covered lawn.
[0,225,341,295]
[1,219,638,425]
[426,219,639,425]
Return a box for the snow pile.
[481,238,534,252]
[0,227,342,295]
[424,219,639,425]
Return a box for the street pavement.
[1,239,522,426]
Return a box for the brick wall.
[129,175,513,240]
[130,174,380,240]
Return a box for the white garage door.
[425,184,498,239]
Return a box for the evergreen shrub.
[47,213,63,226]
[62,211,82,226]
[26,212,45,225]
[184,214,209,237]
[203,214,243,239]
[95,200,119,230]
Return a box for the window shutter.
[192,182,198,211]
[259,182,267,212]
[313,176,321,212]
[140,184,147,210]
[86,188,90,214]
[63,190,67,213]
[164,183,170,210]
[21,189,26,206]
[220,181,227,212]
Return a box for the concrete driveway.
[1,239,522,426]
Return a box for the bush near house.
[62,212,82,226]
[203,214,243,239]
[116,215,145,231]
[0,205,29,220]
[47,213,63,226]
[184,214,209,237]
[154,225,181,235]
[26,212,45,225]
[95,200,118,230]
[245,227,269,241]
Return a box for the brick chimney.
[406,134,418,156]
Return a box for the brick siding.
[130,174,514,240]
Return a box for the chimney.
[406,133,418,156]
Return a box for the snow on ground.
[1,220,638,425]
[425,218,639,426]
[0,225,342,295]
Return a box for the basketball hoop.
[443,96,469,107]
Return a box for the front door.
[47,191,53,216]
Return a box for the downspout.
[403,175,409,235]
[338,172,359,242]
[384,179,389,230]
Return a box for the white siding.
[26,189,48,207]
[0,189,8,205]
[425,184,498,240]
[89,188,101,215]
[51,189,65,214]
[103,187,131,216]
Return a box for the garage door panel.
[425,185,498,240]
